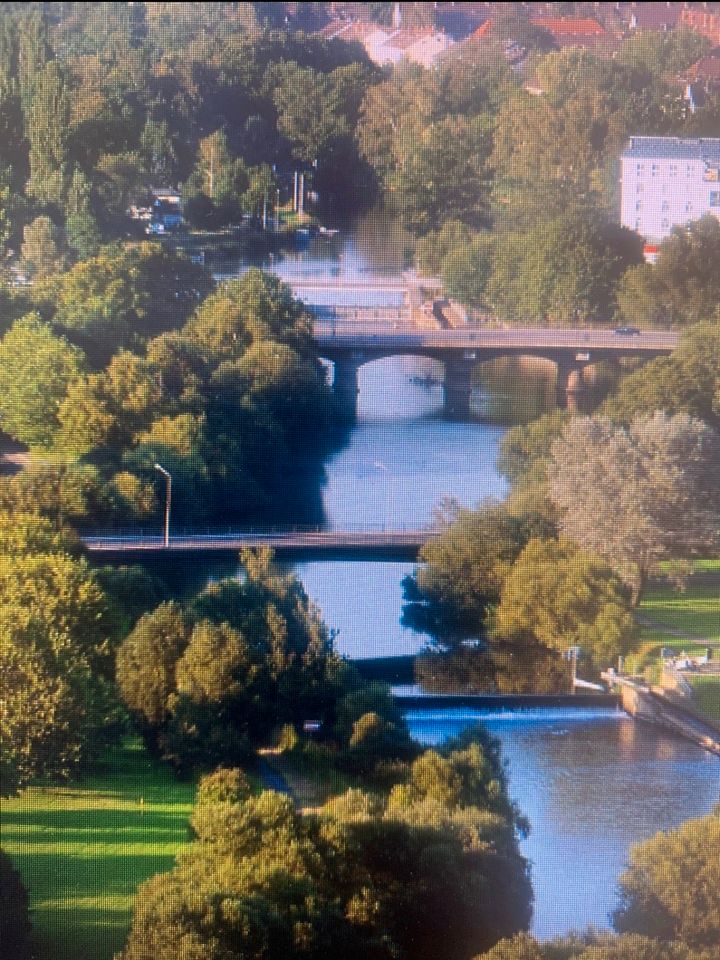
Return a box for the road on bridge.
[312,323,679,354]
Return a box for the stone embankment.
[616,678,720,756]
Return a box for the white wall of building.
[620,138,720,243]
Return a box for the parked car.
[614,326,641,335]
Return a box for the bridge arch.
[330,353,445,420]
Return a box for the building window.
[661,200,669,212]
[636,182,644,194]
[710,191,720,208]
[687,164,694,177]
[661,217,670,229]
[636,200,642,211]
[669,163,678,177]
[635,218,642,231]
[636,163,645,175]
[685,202,693,214]
[651,163,659,177]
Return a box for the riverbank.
[616,679,720,756]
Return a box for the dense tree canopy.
[617,217,720,326]
[0,312,84,448]
[548,413,720,601]
[402,502,550,648]
[613,806,720,949]
[495,538,637,668]
[603,323,720,429]
[116,549,341,770]
[0,512,120,786]
[120,726,531,960]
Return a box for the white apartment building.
[620,137,720,246]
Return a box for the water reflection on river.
[407,707,720,939]
[217,212,719,942]
[286,354,527,659]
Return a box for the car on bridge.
[613,326,641,335]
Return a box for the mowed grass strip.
[1,738,194,960]
[640,584,720,643]
[689,676,720,723]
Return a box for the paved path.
[258,757,296,803]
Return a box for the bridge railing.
[79,520,437,541]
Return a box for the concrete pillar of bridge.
[555,361,586,412]
[333,359,360,421]
[444,357,474,419]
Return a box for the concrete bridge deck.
[313,323,679,417]
[312,323,679,355]
[81,528,431,560]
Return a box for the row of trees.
[0,259,338,526]
[119,727,532,960]
[0,7,378,274]
[405,409,720,688]
[357,26,720,321]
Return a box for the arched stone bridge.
[313,323,679,417]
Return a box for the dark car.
[614,326,641,335]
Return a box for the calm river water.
[218,209,720,939]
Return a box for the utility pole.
[208,139,215,199]
[154,463,172,548]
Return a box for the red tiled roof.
[530,17,607,38]
[680,8,720,45]
[470,20,493,40]
[686,52,720,83]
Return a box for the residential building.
[620,137,720,247]
[679,7,720,44]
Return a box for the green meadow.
[1,739,194,960]
[640,583,720,643]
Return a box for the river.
[215,208,720,939]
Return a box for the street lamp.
[154,463,172,548]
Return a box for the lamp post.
[154,463,171,547]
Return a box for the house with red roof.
[530,16,614,51]
[680,7,720,45]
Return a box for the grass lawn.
[639,584,720,643]
[0,738,195,960]
[688,676,720,723]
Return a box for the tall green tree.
[20,215,66,278]
[0,313,84,448]
[488,207,643,323]
[548,413,720,601]
[26,60,70,204]
[617,216,720,326]
[613,807,720,949]
[0,512,120,785]
[402,503,549,649]
[495,538,637,668]
[65,167,102,259]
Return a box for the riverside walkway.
[81,527,431,559]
